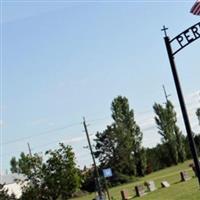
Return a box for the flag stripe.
[193,3,200,14]
[191,0,200,15]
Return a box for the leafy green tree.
[10,143,81,200]
[153,100,186,165]
[111,96,146,176]
[81,168,96,192]
[10,152,43,183]
[196,108,200,125]
[95,96,146,179]
[146,145,167,172]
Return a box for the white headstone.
[161,181,170,188]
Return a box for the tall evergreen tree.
[153,100,186,165]
[95,96,146,178]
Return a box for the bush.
[109,172,137,186]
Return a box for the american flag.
[190,0,200,15]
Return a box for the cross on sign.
[161,25,168,37]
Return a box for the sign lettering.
[170,22,200,55]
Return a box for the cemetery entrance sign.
[170,22,200,55]
[162,22,200,186]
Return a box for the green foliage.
[10,143,82,200]
[95,96,146,182]
[146,143,176,172]
[81,169,96,192]
[10,152,43,184]
[109,172,138,186]
[135,147,147,176]
[153,100,186,165]
[43,144,81,199]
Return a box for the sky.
[0,0,200,173]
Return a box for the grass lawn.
[72,160,200,200]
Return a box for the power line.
[1,120,198,160]
[3,122,82,145]
[2,117,113,146]
[3,100,199,146]
[4,90,199,146]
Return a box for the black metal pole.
[104,177,111,200]
[83,117,103,199]
[164,36,200,186]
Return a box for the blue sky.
[1,0,200,172]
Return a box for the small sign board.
[103,168,112,178]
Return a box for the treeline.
[89,97,199,187]
[3,96,200,200]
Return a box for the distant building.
[0,173,26,199]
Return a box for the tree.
[81,167,96,192]
[95,96,146,179]
[146,144,171,172]
[10,143,81,200]
[111,96,146,176]
[153,100,186,165]
[196,108,200,125]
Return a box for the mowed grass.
[72,160,200,200]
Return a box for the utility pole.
[27,142,32,157]
[162,85,171,103]
[83,117,103,200]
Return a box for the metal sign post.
[162,23,200,186]
[103,168,112,200]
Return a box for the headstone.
[144,181,156,192]
[120,189,132,200]
[161,181,170,188]
[135,185,146,197]
[189,163,197,176]
[192,166,197,176]
[180,171,191,182]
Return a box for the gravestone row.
[120,170,193,199]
